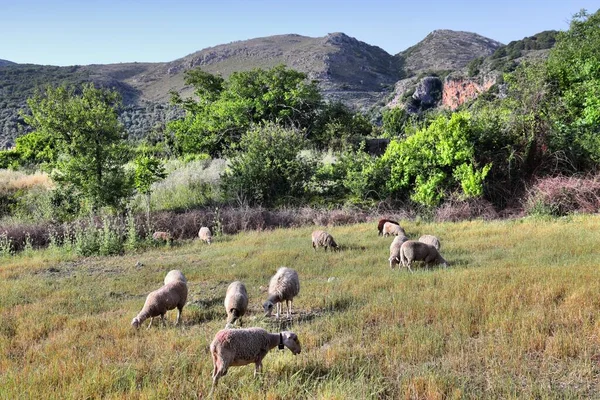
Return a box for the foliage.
[221,122,318,207]
[381,112,491,206]
[381,107,411,138]
[169,65,323,156]
[20,83,133,213]
[310,102,372,150]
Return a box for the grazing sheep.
[263,267,300,318]
[198,226,212,244]
[164,269,187,285]
[377,218,399,236]
[311,230,339,251]
[399,240,449,272]
[131,280,188,329]
[224,281,249,328]
[388,235,409,269]
[152,231,172,243]
[210,327,301,390]
[419,234,441,250]
[383,222,406,237]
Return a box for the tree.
[169,65,323,156]
[221,122,317,207]
[133,153,167,227]
[21,83,133,213]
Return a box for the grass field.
[1,215,600,399]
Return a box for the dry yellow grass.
[1,215,600,398]
[0,169,53,193]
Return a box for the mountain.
[0,59,15,67]
[0,30,505,148]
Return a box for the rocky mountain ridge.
[0,29,513,148]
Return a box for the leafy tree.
[169,65,323,157]
[21,83,133,213]
[133,153,167,226]
[311,102,372,150]
[381,107,411,138]
[380,112,491,206]
[221,122,317,207]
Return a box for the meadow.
[1,215,600,399]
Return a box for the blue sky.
[1,1,598,66]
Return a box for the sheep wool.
[418,234,441,250]
[210,327,301,389]
[131,280,188,329]
[388,235,409,269]
[263,267,300,318]
[311,230,339,251]
[400,240,449,272]
[198,227,212,244]
[377,218,399,236]
[164,269,187,285]
[224,281,249,327]
[382,222,406,237]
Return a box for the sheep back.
[383,222,406,237]
[418,234,441,250]
[164,269,187,285]
[389,235,409,268]
[311,230,339,251]
[400,240,448,268]
[225,281,249,323]
[198,227,212,244]
[268,267,300,302]
[377,218,399,235]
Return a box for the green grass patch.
[1,216,600,398]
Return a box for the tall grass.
[1,216,600,398]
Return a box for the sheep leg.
[175,307,182,326]
[406,261,414,274]
[254,361,263,377]
[146,317,154,330]
[275,303,281,319]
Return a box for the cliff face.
[442,76,497,110]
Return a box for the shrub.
[524,175,600,216]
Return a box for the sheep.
[311,230,339,251]
[131,280,188,329]
[152,231,172,243]
[210,327,301,390]
[382,221,406,237]
[164,269,187,285]
[198,226,212,244]
[388,235,409,269]
[224,281,248,328]
[377,218,399,236]
[263,267,300,319]
[418,234,441,250]
[399,240,449,272]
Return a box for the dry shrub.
[524,175,600,216]
[0,221,54,251]
[0,170,53,194]
[435,198,499,222]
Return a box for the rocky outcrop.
[442,76,497,110]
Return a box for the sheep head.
[281,331,301,355]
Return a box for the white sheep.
[388,235,409,269]
[210,327,301,390]
[152,231,172,243]
[198,226,212,244]
[382,222,406,237]
[131,280,188,329]
[224,281,248,328]
[263,267,300,318]
[399,240,449,272]
[163,269,187,285]
[419,234,441,250]
[311,230,339,251]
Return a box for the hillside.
[0,30,502,148]
[0,59,15,67]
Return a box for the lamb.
[164,269,187,285]
[131,278,188,329]
[382,222,406,237]
[377,218,399,236]
[388,235,409,269]
[311,230,339,251]
[399,240,449,272]
[224,281,249,328]
[198,226,212,244]
[210,327,301,390]
[418,234,441,250]
[152,231,172,243]
[263,267,300,319]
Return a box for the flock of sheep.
[135,220,449,391]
